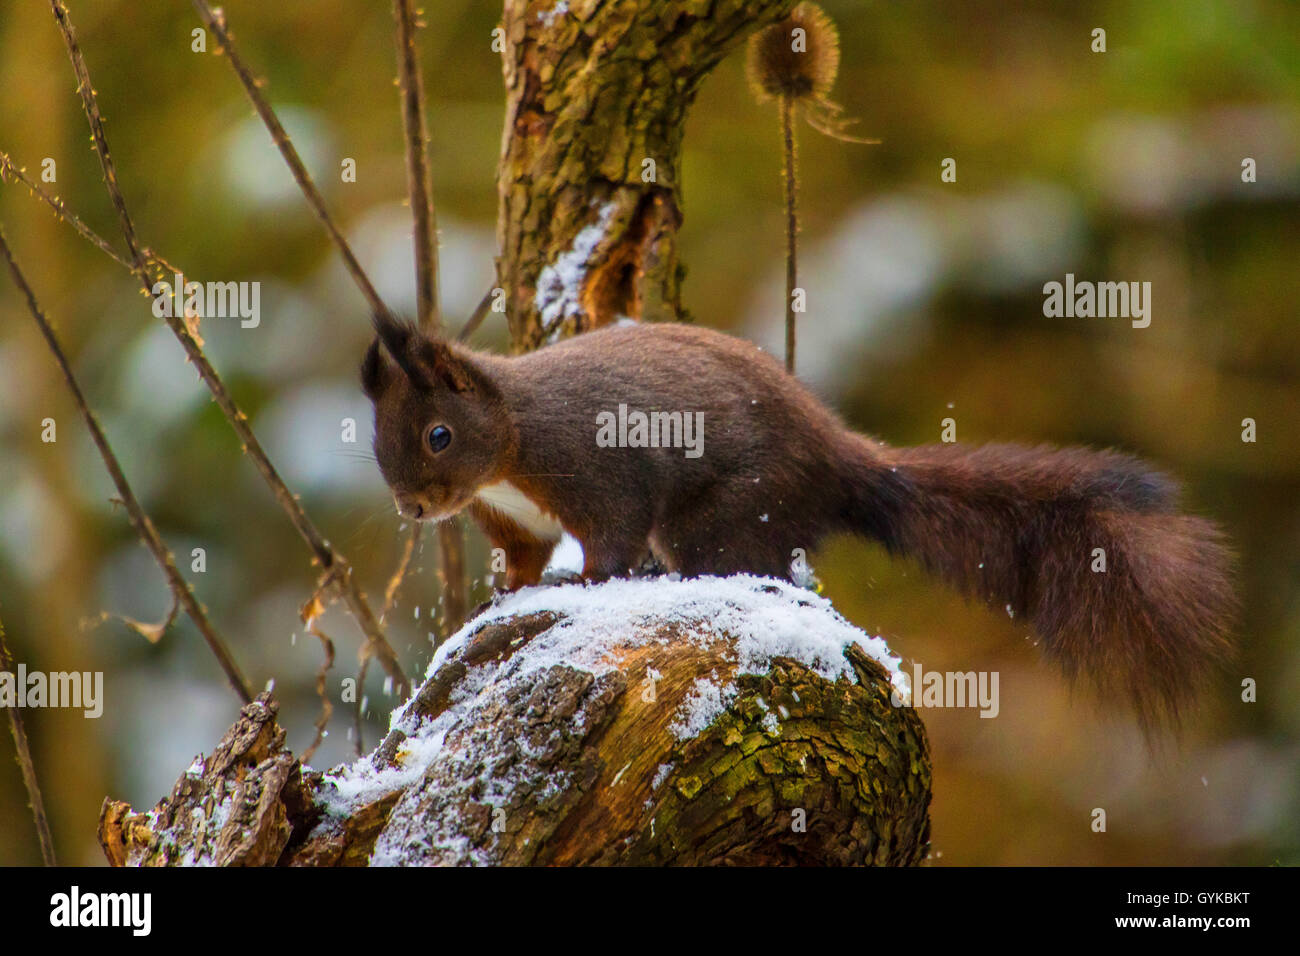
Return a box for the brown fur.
[363,321,1235,729]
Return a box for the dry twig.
[457,286,496,342]
[390,0,469,636]
[0,612,59,866]
[299,593,335,763]
[0,151,134,272]
[48,0,410,701]
[393,0,440,330]
[358,524,423,754]
[0,226,253,704]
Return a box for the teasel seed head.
[747,3,877,144]
[747,3,841,104]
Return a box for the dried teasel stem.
[781,94,798,374]
[747,3,878,374]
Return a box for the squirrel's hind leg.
[572,509,654,582]
[652,513,796,580]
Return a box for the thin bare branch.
[300,593,335,764]
[390,0,470,638]
[0,226,253,705]
[382,524,423,619]
[458,286,496,342]
[190,0,400,330]
[1,148,206,324]
[435,520,468,640]
[393,0,439,331]
[48,0,411,701]
[352,653,373,758]
[48,1,144,269]
[360,523,422,754]
[0,612,58,866]
[0,151,134,272]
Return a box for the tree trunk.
[497,0,796,349]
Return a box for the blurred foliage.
[0,0,1296,865]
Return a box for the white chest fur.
[474,481,565,541]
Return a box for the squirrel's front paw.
[540,569,584,587]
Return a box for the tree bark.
[496,0,796,349]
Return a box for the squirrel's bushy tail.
[846,441,1235,730]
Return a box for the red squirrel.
[362,318,1234,728]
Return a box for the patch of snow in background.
[744,184,1085,395]
[1085,106,1300,215]
[746,195,944,392]
[117,323,209,429]
[0,466,74,584]
[255,382,388,496]
[328,206,496,323]
[218,107,333,208]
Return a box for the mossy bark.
[496,0,796,349]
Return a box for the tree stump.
[99,577,931,866]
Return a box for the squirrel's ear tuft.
[372,316,439,390]
[360,337,390,399]
[370,314,476,394]
[416,339,476,394]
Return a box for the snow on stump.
[98,576,932,866]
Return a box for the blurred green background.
[1,0,1296,865]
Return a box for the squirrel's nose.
[394,492,428,520]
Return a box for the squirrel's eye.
[427,424,452,453]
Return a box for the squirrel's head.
[361,323,511,522]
